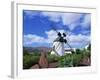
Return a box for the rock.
[30,64,40,69]
[79,57,90,66]
[48,62,58,68]
[39,52,48,68]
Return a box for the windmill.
[38,19,73,56]
[50,26,73,56]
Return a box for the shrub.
[76,49,82,54]
[23,55,40,69]
[58,53,85,67]
[58,54,73,67]
[47,54,59,63]
[72,53,83,66]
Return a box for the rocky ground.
[30,52,58,69]
[30,52,90,69]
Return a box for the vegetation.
[23,52,40,69]
[47,54,59,63]
[58,44,91,67]
[23,44,91,69]
[58,54,73,67]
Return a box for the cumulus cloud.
[24,10,90,48]
[24,10,91,31]
[65,34,90,48]
[80,14,91,28]
[45,30,57,43]
[45,29,67,43]
[69,34,90,42]
[41,12,90,31]
[24,30,65,45]
[24,34,46,45]
[41,12,61,22]
[24,30,90,48]
[41,12,81,24]
[24,30,57,45]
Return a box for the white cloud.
[24,11,91,31]
[45,29,66,43]
[24,34,46,45]
[69,34,90,42]
[24,30,57,45]
[80,14,91,28]
[24,30,66,43]
[66,34,90,48]
[24,11,91,48]
[61,13,82,25]
[45,30,57,43]
[41,12,91,31]
[41,12,61,22]
[41,12,83,30]
[41,12,81,24]
[24,30,67,45]
[24,30,90,48]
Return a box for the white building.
[64,48,76,54]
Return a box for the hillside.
[23,47,52,54]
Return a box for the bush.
[23,47,91,69]
[76,49,82,54]
[58,53,85,67]
[23,55,40,69]
[58,54,73,67]
[47,54,59,63]
[72,53,83,66]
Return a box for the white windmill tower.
[50,26,73,56]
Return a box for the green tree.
[23,49,29,56]
[76,49,81,54]
[87,44,91,51]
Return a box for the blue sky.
[23,10,91,48]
